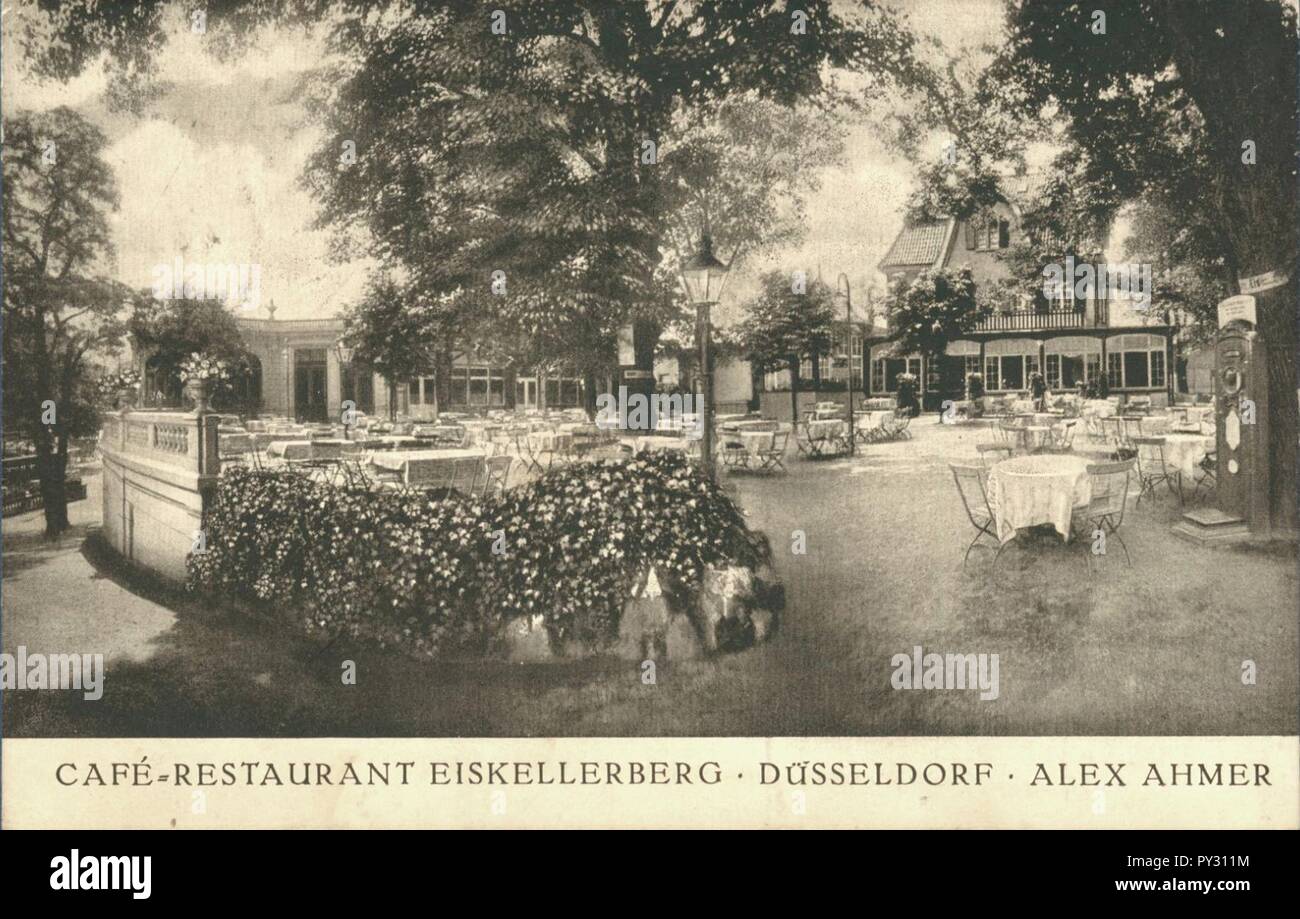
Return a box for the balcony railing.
[971,310,1086,332]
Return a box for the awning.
[1107,333,1164,351]
[945,339,980,356]
[983,338,1039,356]
[1043,336,1102,354]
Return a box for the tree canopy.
[2,106,129,534]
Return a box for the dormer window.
[966,214,1011,251]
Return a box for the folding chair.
[1191,448,1216,503]
[473,454,513,497]
[1131,436,1183,507]
[755,429,790,473]
[1042,420,1078,453]
[1070,459,1134,569]
[949,464,998,569]
[444,457,483,496]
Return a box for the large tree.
[127,295,259,412]
[3,107,128,536]
[739,270,834,422]
[1001,0,1298,532]
[19,0,910,422]
[883,266,987,364]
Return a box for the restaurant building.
[871,196,1178,410]
[136,306,586,422]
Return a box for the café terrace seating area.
[950,392,1218,572]
[210,389,1219,574]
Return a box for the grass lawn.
[3,419,1296,737]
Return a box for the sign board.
[1217,294,1257,328]
[622,369,652,381]
[1238,270,1289,296]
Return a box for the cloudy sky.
[2,0,1007,323]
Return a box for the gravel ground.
[3,420,1296,737]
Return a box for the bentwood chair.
[1070,459,1134,570]
[1131,436,1183,507]
[950,464,998,570]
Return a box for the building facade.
[872,197,1177,409]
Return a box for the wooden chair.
[1191,448,1216,503]
[1070,460,1134,569]
[446,457,483,496]
[1099,416,1131,455]
[755,429,790,473]
[950,464,998,569]
[975,442,1013,467]
[473,454,513,497]
[1131,436,1183,507]
[1043,420,1078,453]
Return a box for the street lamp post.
[837,272,856,455]
[681,235,730,483]
[334,339,356,438]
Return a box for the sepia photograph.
[1,0,1297,833]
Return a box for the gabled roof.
[878,218,956,271]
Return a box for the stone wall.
[99,410,219,583]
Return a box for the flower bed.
[187,452,771,658]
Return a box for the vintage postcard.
[2,0,1297,830]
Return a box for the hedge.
[187,452,770,657]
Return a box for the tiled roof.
[879,220,951,269]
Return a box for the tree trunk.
[582,369,598,420]
[789,354,800,424]
[37,441,69,538]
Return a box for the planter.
[185,378,213,415]
[115,388,136,411]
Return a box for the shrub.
[188,452,770,657]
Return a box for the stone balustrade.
[98,409,220,582]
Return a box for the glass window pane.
[1124,351,1149,388]
[1002,358,1024,391]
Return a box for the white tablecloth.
[527,431,574,452]
[219,433,254,454]
[854,410,893,431]
[629,436,689,454]
[369,449,485,485]
[727,419,778,433]
[1158,434,1214,479]
[806,419,846,442]
[987,454,1092,543]
[1081,400,1118,419]
[266,440,313,460]
[735,431,774,455]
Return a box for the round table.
[855,410,893,432]
[986,454,1091,543]
[1158,434,1214,479]
[806,419,846,442]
